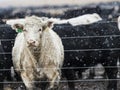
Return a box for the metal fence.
[0,22,120,90]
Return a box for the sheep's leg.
[47,70,60,90]
[21,72,34,90]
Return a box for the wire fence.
[0,47,120,55]
[1,34,120,40]
[0,65,119,71]
[0,79,119,83]
[0,22,120,84]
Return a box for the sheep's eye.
[39,29,42,31]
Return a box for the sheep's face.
[23,23,43,47]
[13,16,53,47]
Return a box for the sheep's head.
[7,16,54,47]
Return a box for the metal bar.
[0,78,120,83]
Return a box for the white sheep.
[50,13,102,26]
[7,16,64,90]
[6,13,102,27]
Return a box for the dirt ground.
[0,0,120,8]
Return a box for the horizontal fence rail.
[0,79,120,83]
[0,65,119,71]
[1,34,120,40]
[0,48,120,55]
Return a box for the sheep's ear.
[13,23,23,30]
[47,21,54,28]
[13,23,24,33]
[43,21,54,30]
[6,19,25,30]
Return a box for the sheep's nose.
[27,40,35,45]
